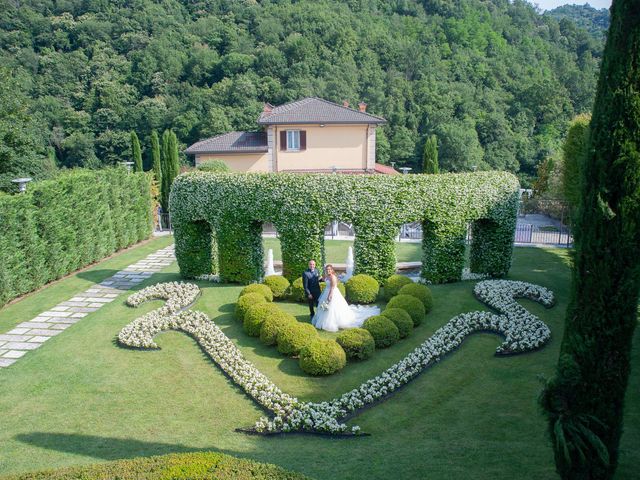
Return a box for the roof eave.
[186,149,268,155]
[257,120,386,126]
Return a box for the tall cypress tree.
[160,129,180,213]
[160,129,171,212]
[561,114,591,215]
[151,130,161,185]
[130,131,143,172]
[540,2,640,479]
[422,135,439,173]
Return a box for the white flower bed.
[118,279,554,435]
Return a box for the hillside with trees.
[0,0,602,188]
[546,3,610,41]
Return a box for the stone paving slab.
[0,244,176,368]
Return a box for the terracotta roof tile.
[258,97,386,125]
[185,131,267,154]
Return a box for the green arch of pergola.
[169,172,520,284]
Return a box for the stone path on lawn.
[0,245,176,368]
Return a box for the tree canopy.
[0,0,602,184]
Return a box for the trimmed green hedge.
[381,308,413,338]
[345,274,379,304]
[382,274,413,300]
[244,303,282,337]
[170,172,519,284]
[263,275,290,299]
[0,168,153,307]
[260,310,297,345]
[299,338,347,375]
[240,283,274,302]
[1,451,310,479]
[397,283,433,312]
[235,293,267,321]
[386,294,426,326]
[363,315,400,348]
[276,322,319,356]
[336,328,376,360]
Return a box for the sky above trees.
[531,0,611,11]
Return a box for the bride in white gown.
[312,264,380,332]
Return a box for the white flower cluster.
[461,268,490,281]
[119,280,554,436]
[473,279,554,354]
[196,274,221,282]
[119,282,200,348]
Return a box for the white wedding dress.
[312,277,380,332]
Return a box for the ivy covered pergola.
[170,172,520,284]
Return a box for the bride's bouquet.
[319,300,330,311]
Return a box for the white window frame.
[286,130,300,151]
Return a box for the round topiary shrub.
[381,308,413,338]
[196,159,231,172]
[289,277,306,303]
[320,281,346,297]
[235,292,267,321]
[363,315,400,348]
[243,303,283,337]
[382,274,413,301]
[259,311,297,345]
[276,322,319,356]
[345,274,379,304]
[336,328,375,360]
[398,283,433,312]
[263,275,290,300]
[299,339,347,375]
[386,294,425,326]
[239,283,273,302]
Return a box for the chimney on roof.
[263,103,273,114]
[358,102,367,112]
[342,100,350,108]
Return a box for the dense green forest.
[0,0,603,189]
[546,3,610,40]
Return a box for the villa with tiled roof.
[185,97,395,174]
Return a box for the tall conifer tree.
[151,130,161,185]
[540,1,640,478]
[160,129,180,212]
[422,135,439,173]
[130,131,142,172]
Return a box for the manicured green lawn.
[263,238,422,264]
[0,244,638,479]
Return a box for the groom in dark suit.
[302,259,322,320]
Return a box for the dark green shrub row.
[0,168,153,307]
[2,451,310,479]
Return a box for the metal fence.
[157,213,172,231]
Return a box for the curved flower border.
[118,279,554,435]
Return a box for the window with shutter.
[285,130,301,151]
[300,130,306,150]
[279,131,286,151]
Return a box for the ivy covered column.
[353,223,397,282]
[469,218,515,277]
[173,220,217,278]
[278,222,324,282]
[421,220,467,283]
[217,219,263,284]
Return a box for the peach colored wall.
[274,124,368,171]
[196,153,270,172]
